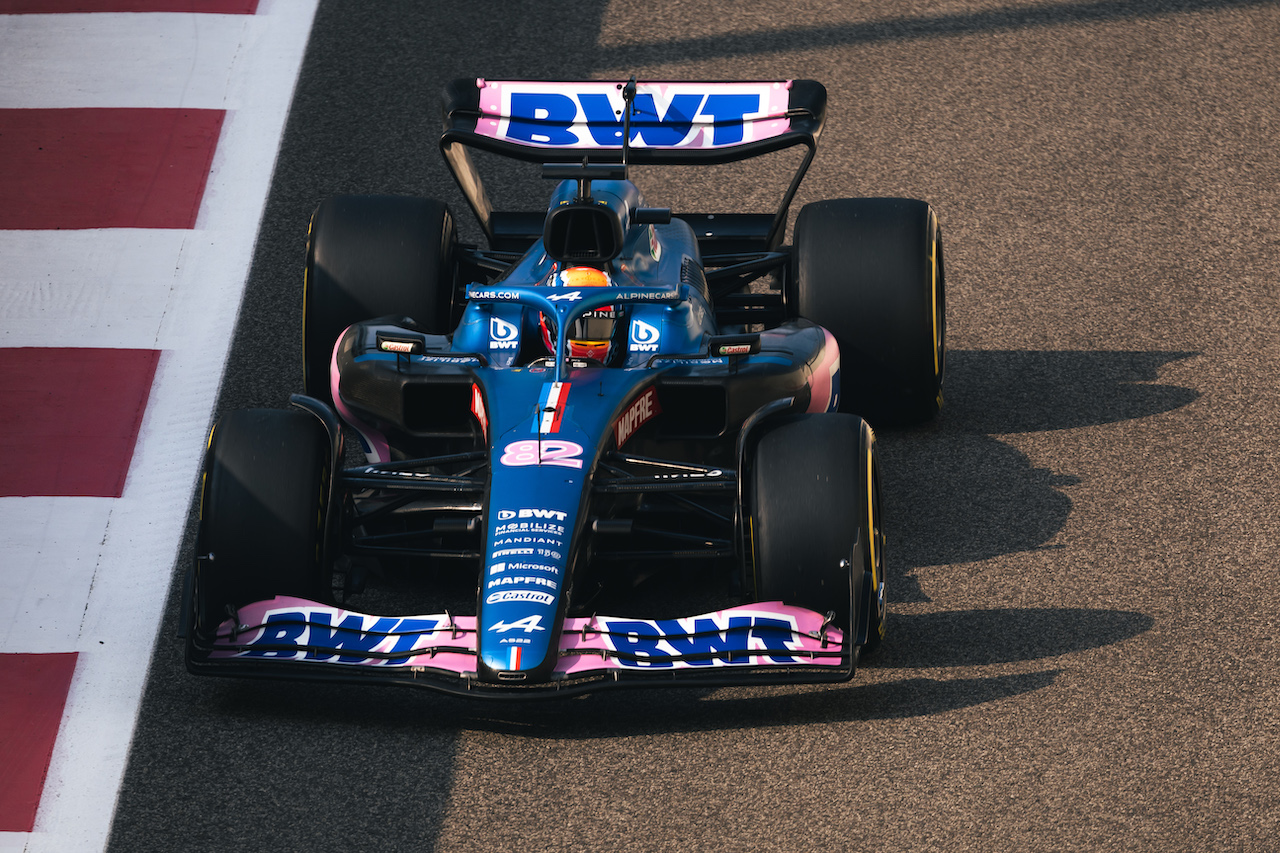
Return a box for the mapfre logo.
[630,319,660,352]
[615,386,661,448]
[490,317,519,349]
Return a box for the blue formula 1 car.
[182,78,946,697]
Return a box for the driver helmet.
[540,266,616,361]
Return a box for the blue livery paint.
[473,365,658,674]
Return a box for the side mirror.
[633,207,672,224]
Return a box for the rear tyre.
[750,414,883,652]
[193,408,331,635]
[790,197,945,426]
[303,194,457,403]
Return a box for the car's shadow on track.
[199,350,1187,735]
[879,350,1199,601]
[434,604,1150,735]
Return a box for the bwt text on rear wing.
[439,78,828,251]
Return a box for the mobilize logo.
[629,319,660,352]
[496,508,569,522]
[495,521,565,537]
[490,317,519,349]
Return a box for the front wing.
[188,597,854,697]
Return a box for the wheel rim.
[865,430,886,644]
[929,214,945,381]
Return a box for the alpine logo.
[490,317,519,349]
[489,614,546,633]
[614,386,661,448]
[547,290,583,302]
[630,319,660,352]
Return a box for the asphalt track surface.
[109,2,1280,851]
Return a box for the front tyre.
[192,408,331,637]
[790,197,945,426]
[750,414,883,654]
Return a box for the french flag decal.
[536,382,570,433]
[509,646,522,671]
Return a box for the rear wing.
[440,78,827,252]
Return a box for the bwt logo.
[600,615,804,668]
[490,317,519,349]
[496,508,568,522]
[629,319,660,352]
[238,609,444,665]
[502,91,765,148]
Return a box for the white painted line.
[0,13,260,110]
[0,831,31,851]
[0,498,116,654]
[0,231,188,349]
